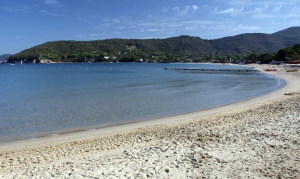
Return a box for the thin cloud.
[182,20,217,25]
[253,13,275,19]
[192,5,199,12]
[144,28,166,32]
[75,33,98,38]
[251,6,277,19]
[172,5,199,15]
[185,26,198,30]
[283,7,300,18]
[213,7,218,13]
[273,5,282,12]
[234,24,262,31]
[289,7,300,16]
[112,19,121,23]
[172,6,189,15]
[147,29,159,32]
[161,7,169,13]
[204,23,262,35]
[216,7,244,15]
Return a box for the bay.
[0,63,284,142]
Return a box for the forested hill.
[273,27,300,40]
[7,26,300,63]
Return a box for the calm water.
[0,63,284,142]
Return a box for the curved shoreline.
[0,64,294,149]
[0,64,300,178]
[0,64,285,144]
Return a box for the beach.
[0,64,299,178]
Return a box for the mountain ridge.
[273,26,300,40]
[6,26,300,63]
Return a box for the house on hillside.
[290,60,300,64]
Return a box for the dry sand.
[0,64,299,178]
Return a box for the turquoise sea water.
[0,63,284,142]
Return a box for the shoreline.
[0,72,285,144]
[1,64,300,178]
[0,63,284,144]
[0,64,286,147]
[0,64,297,148]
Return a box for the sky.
[1,0,300,55]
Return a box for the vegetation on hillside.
[6,27,300,64]
[244,44,300,64]
[6,36,215,63]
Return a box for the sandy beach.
[0,64,299,178]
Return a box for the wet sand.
[0,64,300,178]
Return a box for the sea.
[0,63,285,142]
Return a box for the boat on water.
[263,68,277,71]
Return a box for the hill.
[0,54,12,62]
[273,26,300,40]
[6,27,300,63]
[209,32,299,55]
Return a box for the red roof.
[290,60,300,64]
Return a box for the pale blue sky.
[1,0,300,54]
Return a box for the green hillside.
[6,27,300,63]
[273,27,300,40]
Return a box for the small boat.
[263,68,277,71]
[287,69,299,72]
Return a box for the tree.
[276,47,296,62]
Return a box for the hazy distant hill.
[0,54,12,62]
[209,31,300,55]
[6,26,300,63]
